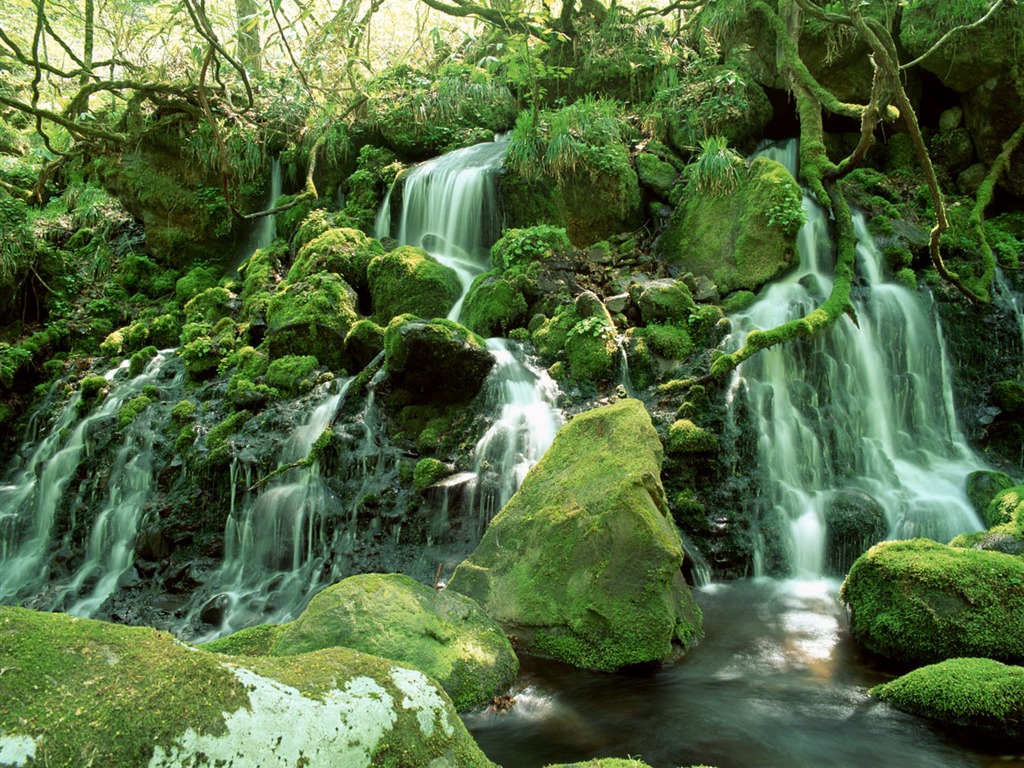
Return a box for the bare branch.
[901,0,1005,71]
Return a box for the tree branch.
[901,0,1005,71]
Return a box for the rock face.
[448,399,704,671]
[212,573,519,712]
[266,271,359,369]
[823,488,887,577]
[872,658,1024,740]
[0,606,495,768]
[841,539,1024,664]
[656,156,802,294]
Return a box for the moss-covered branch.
[969,119,1024,294]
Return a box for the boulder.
[461,271,529,337]
[823,488,888,576]
[289,226,385,296]
[840,538,1024,664]
[635,152,678,197]
[266,272,359,370]
[965,470,1016,525]
[656,157,802,293]
[0,606,495,768]
[871,658,1024,740]
[448,399,704,671]
[963,74,1024,196]
[384,315,494,404]
[633,279,697,327]
[239,573,519,711]
[368,246,461,323]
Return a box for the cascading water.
[232,156,282,272]
[0,350,184,608]
[191,379,351,636]
[377,138,562,536]
[728,141,985,577]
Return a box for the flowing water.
[727,141,984,577]
[231,156,282,273]
[0,350,184,608]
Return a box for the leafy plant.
[689,136,744,195]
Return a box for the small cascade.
[378,139,506,319]
[232,156,282,272]
[0,351,182,606]
[468,339,562,529]
[992,267,1024,377]
[728,140,985,577]
[197,379,352,636]
[379,139,563,536]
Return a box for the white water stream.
[728,141,985,577]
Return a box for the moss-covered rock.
[260,573,519,711]
[265,354,320,396]
[448,399,703,671]
[183,286,233,325]
[368,246,461,323]
[383,316,494,405]
[635,152,678,197]
[266,272,358,370]
[634,279,697,326]
[966,470,1016,524]
[872,657,1024,740]
[289,227,385,296]
[565,316,619,383]
[823,489,888,577]
[840,539,1024,664]
[461,271,529,338]
[414,458,455,492]
[656,156,802,293]
[666,419,717,454]
[0,605,495,767]
[345,318,386,371]
[490,225,572,272]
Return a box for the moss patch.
[368,246,461,324]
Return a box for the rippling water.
[466,580,1023,768]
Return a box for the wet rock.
[823,489,887,577]
[199,593,231,626]
[449,399,703,671]
[367,245,461,323]
[965,470,1015,523]
[633,279,697,326]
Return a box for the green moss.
[413,458,454,492]
[461,271,529,337]
[128,345,158,378]
[175,265,220,305]
[448,399,703,671]
[657,156,803,293]
[566,316,619,383]
[491,226,572,272]
[274,192,323,242]
[201,624,284,656]
[117,394,155,430]
[99,329,125,357]
[267,573,519,712]
[367,246,461,324]
[266,272,358,370]
[722,290,756,313]
[289,227,384,293]
[179,319,238,380]
[666,419,717,454]
[265,355,320,396]
[872,658,1024,739]
[184,286,234,325]
[170,398,196,425]
[841,539,1024,664]
[641,322,693,360]
[148,313,182,348]
[205,410,253,467]
[992,380,1024,415]
[345,318,386,371]
[80,375,109,400]
[532,304,581,359]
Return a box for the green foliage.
[80,375,109,400]
[129,346,159,378]
[175,265,220,306]
[872,658,1024,739]
[505,97,629,182]
[491,225,571,272]
[566,316,618,382]
[532,303,581,359]
[689,136,743,195]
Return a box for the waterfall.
[0,350,183,607]
[728,140,985,578]
[193,379,351,636]
[231,156,282,272]
[379,138,563,534]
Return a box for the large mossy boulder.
[872,657,1024,740]
[266,272,359,369]
[368,246,461,323]
[384,315,495,404]
[0,606,495,768]
[461,271,529,338]
[448,399,704,671]
[633,279,697,326]
[253,573,519,711]
[950,481,1024,554]
[840,539,1024,664]
[289,227,385,296]
[656,156,802,293]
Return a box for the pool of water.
[465,580,1023,768]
